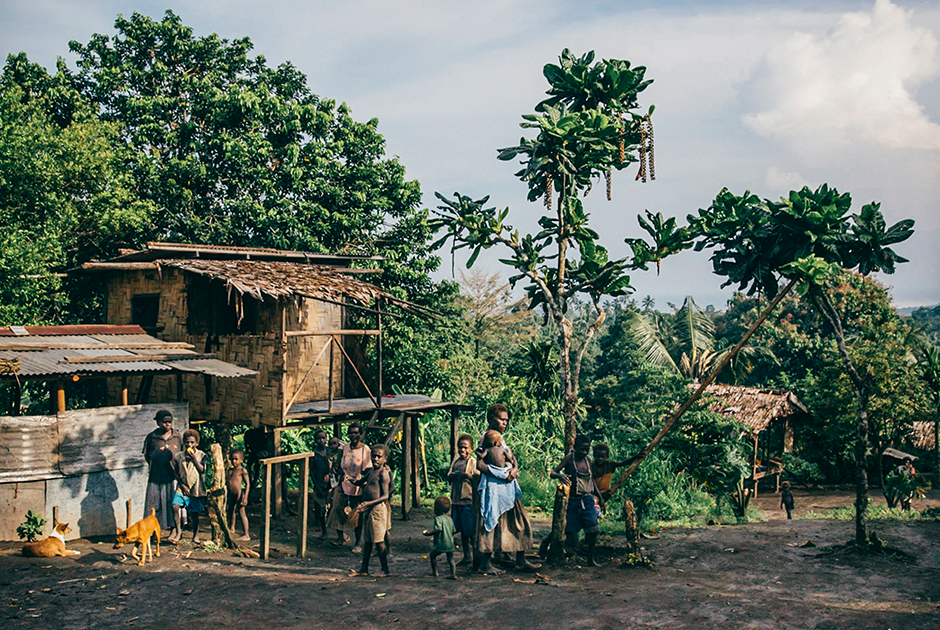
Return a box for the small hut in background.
[0,325,255,540]
[73,243,472,519]
[701,384,811,495]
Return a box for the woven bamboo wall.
[283,297,344,408]
[105,270,284,426]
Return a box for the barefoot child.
[351,444,394,577]
[447,434,477,566]
[780,481,795,520]
[591,443,639,502]
[170,429,207,543]
[424,496,457,579]
[312,430,331,539]
[226,449,251,541]
[551,435,605,566]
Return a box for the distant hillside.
[907,304,940,345]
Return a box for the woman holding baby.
[473,403,541,575]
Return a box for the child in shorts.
[447,434,477,566]
[170,429,207,543]
[424,496,457,579]
[551,434,604,566]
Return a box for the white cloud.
[743,0,940,151]
[765,167,807,192]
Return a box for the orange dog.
[22,521,81,557]
[114,508,161,566]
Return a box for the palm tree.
[629,296,774,382]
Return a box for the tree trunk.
[543,484,569,564]
[623,499,640,558]
[206,442,239,550]
[812,288,869,546]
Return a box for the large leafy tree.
[0,56,154,325]
[691,184,915,545]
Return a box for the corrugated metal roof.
[0,326,256,380]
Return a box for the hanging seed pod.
[545,176,553,209]
[619,137,625,164]
[584,179,592,197]
[646,117,655,181]
[606,169,612,201]
[637,123,647,183]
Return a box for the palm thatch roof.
[910,421,936,451]
[700,383,809,434]
[156,259,436,319]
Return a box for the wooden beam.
[450,407,459,464]
[0,341,194,351]
[273,429,282,518]
[298,457,309,559]
[60,353,214,364]
[376,299,383,408]
[283,341,331,413]
[261,463,272,559]
[383,413,406,447]
[126,499,133,529]
[332,336,376,406]
[411,414,421,509]
[55,381,66,413]
[120,375,128,406]
[328,337,334,414]
[284,330,379,337]
[401,414,412,520]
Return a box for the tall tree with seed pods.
[432,49,685,560]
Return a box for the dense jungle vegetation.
[2,11,937,532]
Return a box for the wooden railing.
[258,451,313,560]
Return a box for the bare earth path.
[2,487,939,629]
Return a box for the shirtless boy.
[351,444,394,577]
[591,443,639,501]
[226,449,251,541]
[551,435,605,566]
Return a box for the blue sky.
[2,0,938,309]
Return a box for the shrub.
[17,510,47,542]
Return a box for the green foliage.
[804,505,925,521]
[883,471,931,510]
[16,510,47,542]
[781,453,823,484]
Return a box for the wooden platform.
[285,394,469,422]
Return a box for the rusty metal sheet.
[0,415,59,482]
[165,358,256,378]
[57,403,188,476]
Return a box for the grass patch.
[802,505,925,520]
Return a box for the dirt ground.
[3,485,940,630]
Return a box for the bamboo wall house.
[0,325,256,540]
[74,242,471,519]
[701,384,811,495]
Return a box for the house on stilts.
[72,242,472,530]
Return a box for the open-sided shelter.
[701,384,811,495]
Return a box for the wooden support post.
[176,373,184,402]
[53,506,59,527]
[12,379,21,416]
[126,498,133,529]
[120,375,128,406]
[273,429,283,518]
[450,407,459,464]
[333,422,341,439]
[328,337,334,414]
[55,381,66,413]
[298,456,309,559]
[411,414,421,508]
[376,299,383,408]
[752,435,759,499]
[262,463,272,560]
[401,414,412,520]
